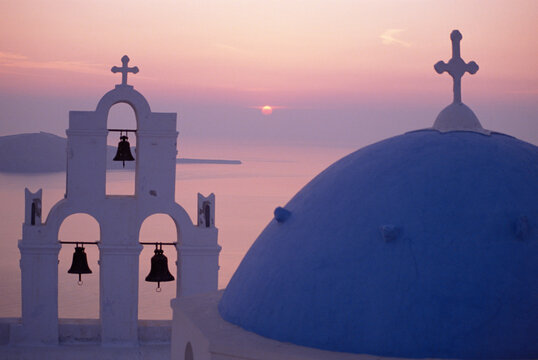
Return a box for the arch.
[203,202,211,228]
[45,200,103,244]
[166,203,196,243]
[31,202,35,225]
[106,102,137,195]
[95,87,151,131]
[136,204,195,247]
[185,342,194,360]
[58,213,100,319]
[138,213,178,319]
[139,213,178,244]
[58,213,100,243]
[107,102,137,135]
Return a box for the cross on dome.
[434,30,479,104]
[111,55,139,86]
[431,30,488,134]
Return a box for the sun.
[261,105,272,115]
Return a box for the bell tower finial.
[432,30,488,135]
[111,55,139,86]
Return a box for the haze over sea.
[0,142,353,320]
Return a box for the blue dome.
[219,130,538,359]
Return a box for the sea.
[0,143,354,320]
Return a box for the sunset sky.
[1,0,536,149]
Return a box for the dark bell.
[145,246,174,291]
[68,245,92,284]
[113,135,135,167]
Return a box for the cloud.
[0,52,28,61]
[380,29,411,47]
[506,89,538,95]
[214,43,243,52]
[213,43,253,58]
[0,51,105,75]
[247,105,288,110]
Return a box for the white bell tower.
[13,56,221,347]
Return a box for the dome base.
[433,102,489,135]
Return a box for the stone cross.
[111,55,139,86]
[434,30,478,104]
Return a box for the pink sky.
[0,0,536,146]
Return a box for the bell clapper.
[156,282,162,292]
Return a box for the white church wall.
[170,298,212,360]
[66,111,107,199]
[99,242,142,345]
[0,318,171,345]
[16,235,60,345]
[178,239,220,297]
[171,292,374,360]
[136,128,178,201]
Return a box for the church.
[170,30,538,360]
[0,30,536,360]
[0,56,220,359]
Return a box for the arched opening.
[185,342,194,360]
[203,202,211,228]
[31,202,36,225]
[138,213,178,319]
[106,102,137,195]
[58,213,100,319]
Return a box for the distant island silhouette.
[0,132,241,173]
[176,158,241,165]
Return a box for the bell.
[113,135,135,167]
[145,244,174,291]
[68,244,92,285]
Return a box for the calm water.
[0,144,353,319]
